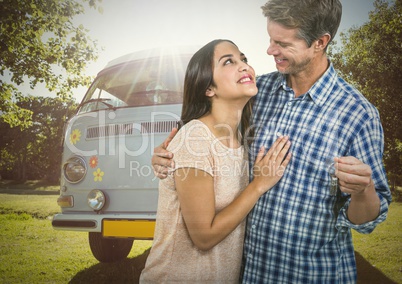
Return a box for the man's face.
[266,20,315,75]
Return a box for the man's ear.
[315,33,331,51]
[205,87,215,97]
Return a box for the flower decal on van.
[93,168,104,182]
[89,156,98,168]
[69,129,81,145]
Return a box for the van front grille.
[86,123,134,139]
[86,121,178,139]
[141,121,178,134]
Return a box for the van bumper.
[52,213,156,239]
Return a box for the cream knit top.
[140,120,249,283]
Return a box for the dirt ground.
[355,251,397,284]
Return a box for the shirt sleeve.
[167,122,214,177]
[336,116,392,234]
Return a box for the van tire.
[88,232,134,263]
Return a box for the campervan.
[52,47,196,262]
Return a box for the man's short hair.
[261,0,342,48]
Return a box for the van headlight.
[87,190,106,211]
[63,156,87,183]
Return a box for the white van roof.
[104,46,200,70]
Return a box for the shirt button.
[287,102,292,106]
[251,225,256,229]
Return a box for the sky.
[15,0,383,102]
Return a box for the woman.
[140,39,291,283]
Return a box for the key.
[328,162,338,196]
[330,175,338,196]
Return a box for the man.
[152,0,392,282]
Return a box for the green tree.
[0,0,101,128]
[0,96,78,182]
[330,0,402,191]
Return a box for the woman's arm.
[175,136,291,251]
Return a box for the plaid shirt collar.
[273,61,338,107]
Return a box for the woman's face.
[209,41,257,100]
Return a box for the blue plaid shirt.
[241,63,392,283]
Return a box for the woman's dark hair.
[180,39,254,145]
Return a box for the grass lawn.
[0,179,59,192]
[0,181,152,283]
[353,202,402,284]
[0,180,400,283]
[0,213,152,283]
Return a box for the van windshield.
[77,54,190,114]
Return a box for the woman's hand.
[252,136,291,194]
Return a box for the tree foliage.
[0,0,102,128]
[330,0,402,188]
[0,96,78,182]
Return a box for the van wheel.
[88,232,134,263]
